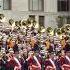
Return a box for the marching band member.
[45,53,56,70]
[6,48,21,70]
[0,51,7,70]
[45,39,51,50]
[19,49,29,70]
[60,36,66,50]
[30,36,36,48]
[7,38,15,49]
[27,51,41,70]
[59,50,70,70]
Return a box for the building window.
[39,16,44,26]
[3,0,11,10]
[58,0,69,11]
[29,15,35,20]
[29,0,44,11]
[67,16,70,24]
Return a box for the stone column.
[0,0,3,10]
[35,15,39,24]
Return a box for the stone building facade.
[0,0,70,28]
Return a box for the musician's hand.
[46,66,56,70]
[32,64,39,68]
[26,55,31,61]
[62,64,70,70]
